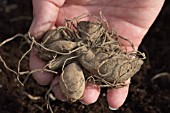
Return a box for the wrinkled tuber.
[59,62,85,102]
[35,14,145,102]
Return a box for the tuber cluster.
[35,15,145,102]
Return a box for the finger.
[107,79,130,110]
[29,0,65,38]
[29,49,53,85]
[51,76,67,101]
[79,83,100,105]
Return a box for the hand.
[29,0,164,110]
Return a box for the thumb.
[29,0,65,38]
[28,0,65,85]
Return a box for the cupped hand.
[29,0,164,110]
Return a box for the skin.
[29,0,165,109]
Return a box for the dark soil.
[0,0,170,113]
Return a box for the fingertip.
[107,79,130,109]
[29,50,53,85]
[80,83,100,105]
[32,72,53,86]
[107,86,129,109]
[51,76,67,101]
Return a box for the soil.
[0,0,170,113]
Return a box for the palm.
[55,0,162,50]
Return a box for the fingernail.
[61,99,67,102]
[59,97,67,102]
[109,106,119,110]
[80,101,89,105]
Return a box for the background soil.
[0,0,170,113]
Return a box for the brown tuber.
[59,62,85,102]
